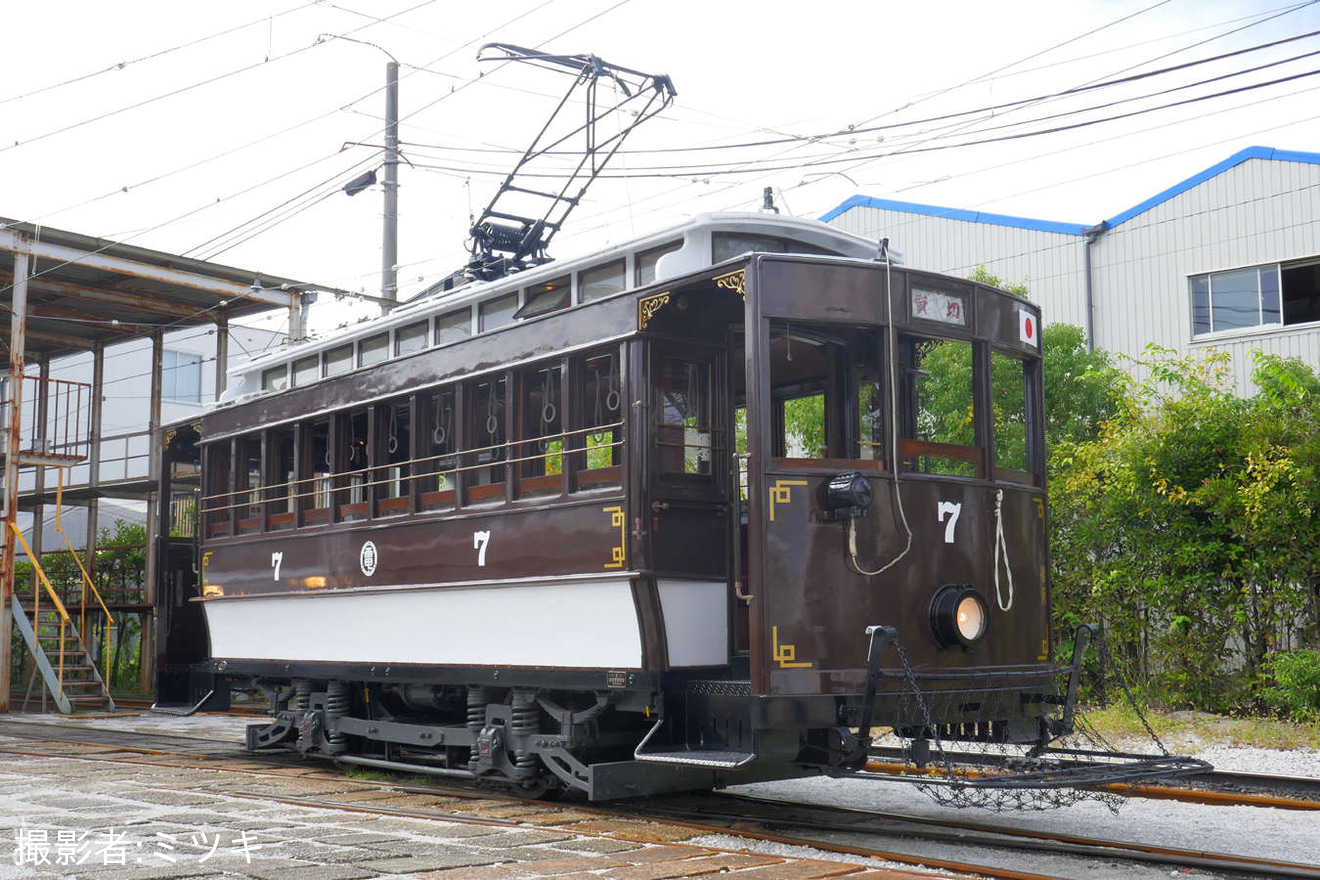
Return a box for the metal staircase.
[8,520,116,715]
[11,595,114,714]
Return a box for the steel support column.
[140,332,163,694]
[214,318,228,399]
[1,245,30,712]
[84,343,105,639]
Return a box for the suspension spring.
[467,687,489,768]
[292,680,311,713]
[510,691,538,772]
[324,681,349,746]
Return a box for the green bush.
[1260,650,1320,721]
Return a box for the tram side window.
[266,427,295,530]
[375,399,412,516]
[301,418,332,524]
[467,375,507,503]
[517,363,564,499]
[991,352,1037,484]
[336,408,370,521]
[898,336,982,477]
[236,435,263,533]
[575,349,623,490]
[658,357,713,478]
[204,444,231,537]
[636,240,681,286]
[419,388,457,511]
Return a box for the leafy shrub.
[1259,650,1320,721]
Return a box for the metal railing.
[0,375,93,461]
[53,469,114,670]
[201,421,624,533]
[10,521,71,701]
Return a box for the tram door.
[645,340,735,667]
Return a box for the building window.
[1192,260,1320,336]
[162,351,203,403]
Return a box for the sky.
[2,0,1318,338]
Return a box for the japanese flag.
[1019,308,1038,347]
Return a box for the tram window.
[262,365,288,392]
[480,294,518,332]
[768,320,839,462]
[396,321,428,356]
[324,344,353,377]
[468,376,507,502]
[359,333,388,367]
[580,260,625,303]
[658,357,713,477]
[435,307,471,345]
[419,388,457,511]
[204,444,232,538]
[992,352,1035,484]
[302,418,332,524]
[266,428,295,530]
[292,354,318,387]
[636,240,681,286]
[575,349,623,490]
[898,336,982,478]
[375,399,412,515]
[236,435,263,533]
[712,233,833,263]
[517,364,563,499]
[515,276,570,319]
[735,405,748,500]
[336,409,370,521]
[855,368,885,465]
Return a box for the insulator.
[467,687,489,769]
[325,681,349,746]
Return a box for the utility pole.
[1,244,29,712]
[382,60,399,309]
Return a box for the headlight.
[826,471,873,520]
[930,585,989,649]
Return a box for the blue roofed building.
[822,146,1320,391]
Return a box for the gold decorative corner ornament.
[772,625,812,668]
[714,269,745,299]
[637,292,671,330]
[603,504,626,569]
[163,428,178,448]
[768,479,808,522]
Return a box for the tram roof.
[0,217,356,360]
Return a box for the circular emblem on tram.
[359,541,379,577]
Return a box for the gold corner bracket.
[714,269,745,299]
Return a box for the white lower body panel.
[203,578,643,668]
[656,579,728,667]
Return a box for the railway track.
[2,716,1316,879]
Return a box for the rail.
[9,521,71,700]
[53,468,114,672]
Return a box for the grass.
[1084,702,1320,751]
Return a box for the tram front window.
[767,321,879,466]
[899,336,982,477]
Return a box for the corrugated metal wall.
[1091,157,1320,393]
[828,208,1089,327]
[828,155,1320,394]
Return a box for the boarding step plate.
[633,718,756,769]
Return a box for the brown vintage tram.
[155,213,1076,799]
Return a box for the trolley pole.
[382,60,399,309]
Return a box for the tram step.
[632,718,757,769]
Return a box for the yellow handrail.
[10,521,69,700]
[55,468,114,674]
